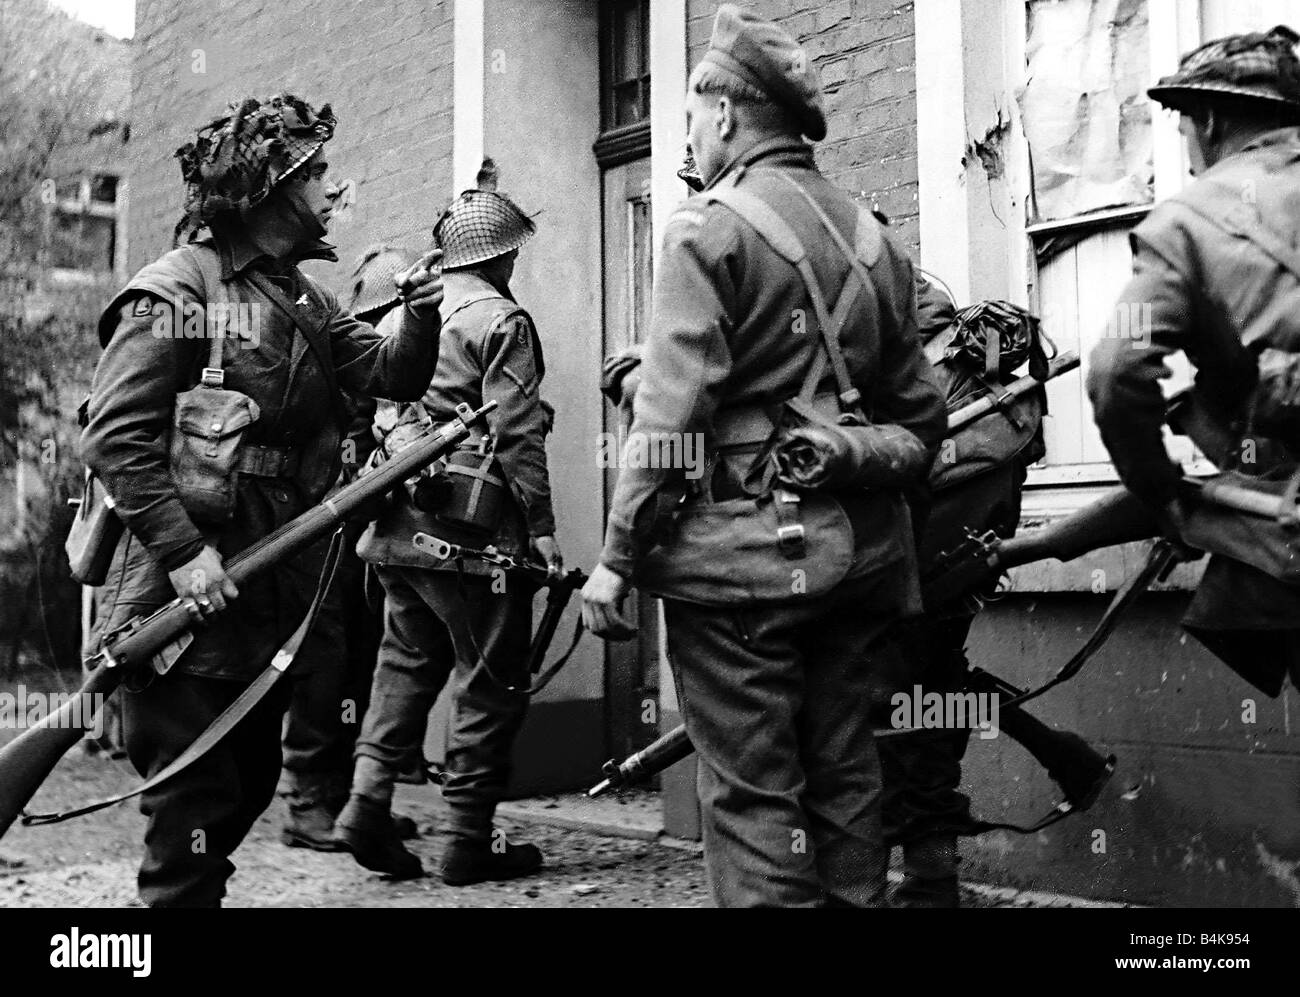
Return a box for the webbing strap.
[183,244,228,387]
[704,183,861,410]
[22,528,347,826]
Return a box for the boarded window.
[1019,0,1154,223]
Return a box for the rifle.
[0,400,497,841]
[945,351,1079,432]
[589,484,1161,804]
[410,533,591,693]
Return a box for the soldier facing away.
[333,161,560,885]
[1088,26,1300,698]
[581,5,946,907]
[83,94,444,907]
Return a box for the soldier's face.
[291,151,341,228]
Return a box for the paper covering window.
[1019,0,1155,224]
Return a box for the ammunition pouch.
[167,372,261,526]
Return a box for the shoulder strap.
[245,268,347,433]
[703,181,862,413]
[182,244,228,387]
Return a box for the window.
[601,0,650,130]
[1012,0,1300,486]
[47,172,120,276]
[629,192,653,342]
[595,0,651,168]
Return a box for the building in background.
[123,0,1300,907]
[0,0,131,677]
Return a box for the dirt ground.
[0,716,1107,908]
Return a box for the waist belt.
[236,443,301,478]
[713,392,843,449]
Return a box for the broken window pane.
[1019,0,1154,223]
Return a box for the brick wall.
[129,0,454,294]
[686,0,919,253]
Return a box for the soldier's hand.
[531,534,563,579]
[581,563,636,640]
[396,248,445,320]
[167,545,239,619]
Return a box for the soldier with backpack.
[581,5,946,907]
[875,278,1051,907]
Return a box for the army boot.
[441,831,544,886]
[281,772,345,852]
[895,834,960,908]
[332,757,423,879]
[323,768,420,840]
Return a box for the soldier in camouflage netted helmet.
[1089,25,1300,706]
[172,93,340,244]
[83,92,444,906]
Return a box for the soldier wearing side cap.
[334,160,560,885]
[1088,25,1300,699]
[581,6,945,907]
[82,94,444,907]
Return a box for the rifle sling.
[872,540,1181,837]
[244,269,349,435]
[22,528,346,827]
[434,545,586,697]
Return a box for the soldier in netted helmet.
[1089,27,1300,700]
[336,160,559,886]
[82,93,444,906]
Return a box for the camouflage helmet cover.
[173,92,336,240]
[433,158,536,269]
[1148,24,1300,115]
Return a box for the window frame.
[594,0,652,168]
[46,172,123,283]
[1008,0,1207,491]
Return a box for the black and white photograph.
[0,0,1293,961]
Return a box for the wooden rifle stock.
[945,351,1080,433]
[0,401,496,840]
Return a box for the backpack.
[919,295,1052,575]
